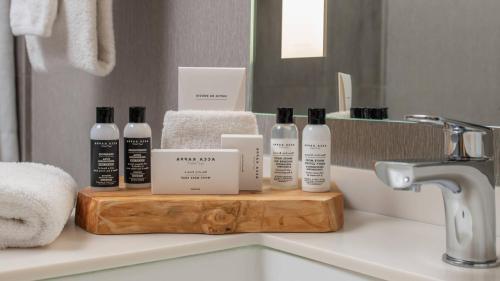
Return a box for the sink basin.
[49,246,379,281]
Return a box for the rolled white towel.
[162,110,259,149]
[0,162,77,249]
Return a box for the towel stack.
[10,0,115,76]
[161,110,258,149]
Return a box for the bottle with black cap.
[124,106,152,188]
[302,108,331,192]
[270,107,299,189]
[90,107,120,190]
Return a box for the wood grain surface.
[76,180,344,235]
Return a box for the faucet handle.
[405,114,493,160]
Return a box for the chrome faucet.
[374,115,498,268]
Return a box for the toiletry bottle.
[90,107,120,190]
[302,108,331,192]
[124,107,152,188]
[270,107,299,189]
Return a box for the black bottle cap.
[363,108,376,119]
[350,107,364,119]
[276,107,294,124]
[129,106,146,123]
[373,107,388,120]
[350,107,388,119]
[308,108,326,125]
[96,107,114,123]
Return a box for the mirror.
[251,0,500,126]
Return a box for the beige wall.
[31,0,251,186]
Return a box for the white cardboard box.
[151,149,239,194]
[178,67,246,111]
[221,134,263,191]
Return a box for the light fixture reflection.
[281,0,326,59]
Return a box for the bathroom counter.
[1,210,499,281]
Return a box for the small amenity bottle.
[90,107,120,190]
[124,107,152,188]
[270,107,299,189]
[302,108,331,192]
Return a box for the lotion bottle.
[124,107,152,188]
[90,107,120,190]
[270,107,299,189]
[302,108,331,192]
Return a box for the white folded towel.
[0,162,77,249]
[10,0,116,76]
[162,110,259,149]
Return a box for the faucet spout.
[374,161,463,193]
[374,159,498,268]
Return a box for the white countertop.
[1,210,499,281]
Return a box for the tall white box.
[178,67,246,111]
[221,134,263,191]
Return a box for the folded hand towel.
[162,110,259,149]
[0,162,77,249]
[13,0,116,76]
[10,0,58,37]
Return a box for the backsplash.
[257,114,500,186]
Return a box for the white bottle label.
[124,137,151,184]
[271,139,298,186]
[91,139,119,187]
[302,141,330,190]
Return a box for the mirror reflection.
[252,0,500,126]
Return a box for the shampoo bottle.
[270,107,299,189]
[124,107,152,188]
[302,108,331,192]
[90,107,120,190]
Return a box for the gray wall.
[31,0,251,186]
[252,0,384,116]
[384,0,500,125]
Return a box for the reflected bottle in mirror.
[350,107,388,120]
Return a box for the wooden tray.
[75,180,344,235]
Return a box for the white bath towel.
[10,0,58,37]
[11,0,116,76]
[162,110,259,149]
[0,162,77,249]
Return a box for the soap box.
[178,67,246,111]
[221,134,263,191]
[151,149,240,195]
